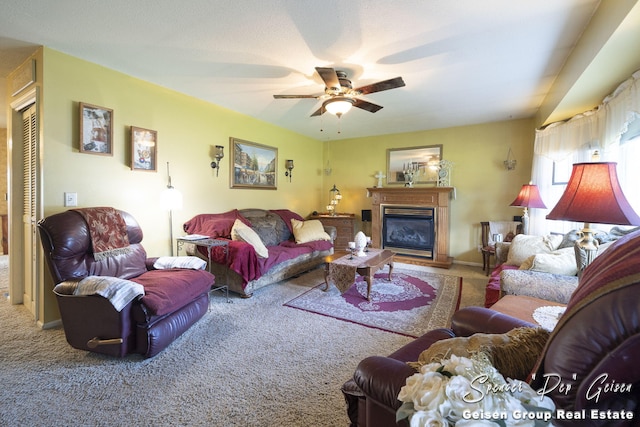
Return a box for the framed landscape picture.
[386,145,442,185]
[130,126,157,172]
[79,102,113,155]
[230,137,277,189]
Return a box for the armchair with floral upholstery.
[485,227,638,306]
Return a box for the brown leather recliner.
[38,208,216,358]
[346,229,640,427]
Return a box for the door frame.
[8,86,42,323]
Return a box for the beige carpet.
[0,260,487,427]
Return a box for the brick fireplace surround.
[367,187,454,268]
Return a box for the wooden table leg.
[322,263,330,291]
[387,260,394,280]
[365,272,373,301]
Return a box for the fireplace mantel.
[367,187,454,268]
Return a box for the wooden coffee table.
[322,249,395,301]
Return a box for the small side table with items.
[176,235,231,303]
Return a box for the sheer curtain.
[530,69,640,235]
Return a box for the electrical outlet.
[64,192,78,207]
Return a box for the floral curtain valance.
[534,69,640,161]
[529,69,640,236]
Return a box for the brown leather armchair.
[345,229,640,427]
[38,208,216,358]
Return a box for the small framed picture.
[130,126,157,172]
[79,102,113,155]
[230,137,277,189]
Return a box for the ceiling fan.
[273,67,405,117]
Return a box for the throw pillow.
[153,256,207,270]
[409,327,549,381]
[505,234,563,267]
[518,247,578,276]
[231,219,269,258]
[290,219,331,244]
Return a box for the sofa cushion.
[231,219,269,258]
[239,209,292,246]
[291,219,331,244]
[500,269,579,304]
[132,269,214,317]
[246,214,282,247]
[505,234,563,266]
[519,246,578,276]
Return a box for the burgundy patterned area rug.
[284,268,462,338]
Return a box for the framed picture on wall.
[552,158,571,185]
[79,102,113,156]
[386,145,442,185]
[130,127,158,171]
[230,137,277,189]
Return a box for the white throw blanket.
[59,276,145,312]
[488,221,520,245]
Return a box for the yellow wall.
[41,49,536,264]
[42,48,324,256]
[7,47,537,324]
[323,118,536,263]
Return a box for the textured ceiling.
[1,0,636,140]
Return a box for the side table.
[176,236,231,304]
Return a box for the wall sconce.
[210,145,224,176]
[504,148,517,170]
[285,159,294,182]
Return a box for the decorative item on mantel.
[504,147,517,170]
[402,162,419,187]
[326,184,342,216]
[354,231,368,256]
[374,170,386,188]
[437,160,454,187]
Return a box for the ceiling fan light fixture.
[324,97,354,117]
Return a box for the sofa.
[345,228,640,427]
[183,209,336,298]
[484,227,638,307]
[38,208,216,358]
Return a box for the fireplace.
[368,187,453,268]
[382,206,434,258]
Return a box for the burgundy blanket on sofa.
[183,210,332,289]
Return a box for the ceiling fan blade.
[354,77,405,95]
[353,99,384,113]
[310,105,325,117]
[315,67,341,91]
[273,94,319,99]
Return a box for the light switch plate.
[64,192,78,207]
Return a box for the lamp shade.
[546,162,640,225]
[510,184,546,209]
[324,97,354,116]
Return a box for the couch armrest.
[500,269,578,304]
[451,306,536,336]
[354,356,416,413]
[323,225,337,243]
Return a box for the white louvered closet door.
[22,104,37,316]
